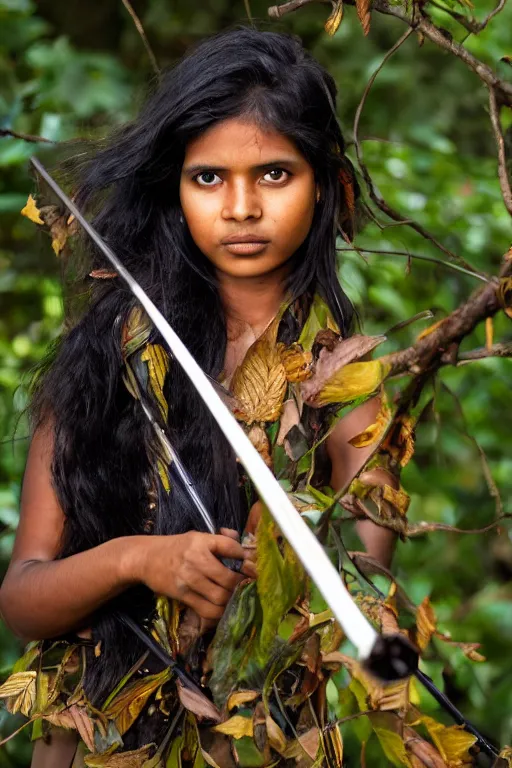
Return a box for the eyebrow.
[182,158,301,176]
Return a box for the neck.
[217,268,288,338]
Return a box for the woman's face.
[179,117,317,281]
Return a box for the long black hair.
[31,25,358,744]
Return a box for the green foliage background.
[0,0,511,764]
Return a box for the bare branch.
[121,0,161,80]
[351,27,485,277]
[0,128,54,144]
[457,341,512,363]
[337,245,489,282]
[268,0,512,107]
[428,0,507,36]
[488,88,512,217]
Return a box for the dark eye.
[195,171,221,186]
[263,168,289,183]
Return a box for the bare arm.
[326,396,398,568]
[0,424,248,640]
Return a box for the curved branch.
[488,87,512,216]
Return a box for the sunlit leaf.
[227,690,259,711]
[325,0,343,36]
[20,194,44,225]
[213,715,253,739]
[0,671,37,716]
[103,669,171,734]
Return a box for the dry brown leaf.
[213,714,253,738]
[325,0,343,35]
[298,727,320,759]
[382,415,416,468]
[498,276,512,319]
[232,317,287,424]
[404,727,448,768]
[247,424,272,467]
[177,680,221,723]
[356,0,371,35]
[278,343,313,382]
[90,269,119,279]
[84,744,155,767]
[434,633,486,663]
[415,597,437,652]
[47,705,95,752]
[21,195,44,225]
[276,398,301,446]
[0,671,36,717]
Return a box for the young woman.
[0,26,400,766]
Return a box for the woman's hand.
[134,530,249,622]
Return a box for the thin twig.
[457,341,512,363]
[488,87,512,217]
[267,0,512,107]
[337,246,488,281]
[121,0,161,79]
[351,27,483,277]
[0,128,54,144]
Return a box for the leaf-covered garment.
[0,294,490,767]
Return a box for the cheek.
[272,187,315,248]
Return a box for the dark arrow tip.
[363,634,419,682]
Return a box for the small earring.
[316,188,321,203]
[179,212,184,224]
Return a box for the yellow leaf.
[415,597,437,652]
[313,360,389,407]
[382,415,415,468]
[247,424,272,467]
[213,715,254,739]
[141,343,170,421]
[278,342,313,382]
[227,690,259,711]
[21,195,44,225]
[485,317,493,351]
[419,716,477,767]
[349,400,391,448]
[325,0,343,35]
[232,315,287,424]
[0,671,36,716]
[265,714,287,754]
[373,726,412,766]
[382,485,411,517]
[324,722,343,766]
[103,669,171,735]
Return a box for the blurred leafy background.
[0,0,511,764]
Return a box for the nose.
[221,178,262,221]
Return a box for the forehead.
[183,117,301,164]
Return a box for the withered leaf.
[84,744,155,767]
[325,0,343,35]
[227,690,259,711]
[213,714,253,738]
[46,705,95,752]
[349,399,391,448]
[266,713,287,755]
[300,334,387,407]
[247,424,272,467]
[177,680,221,723]
[356,0,371,35]
[21,194,44,225]
[0,671,36,717]
[417,716,477,766]
[298,727,320,759]
[103,669,171,734]
[415,597,437,652]
[276,398,301,446]
[232,316,287,424]
[278,343,313,382]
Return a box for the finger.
[241,560,257,579]
[203,551,246,591]
[219,527,240,541]
[184,591,226,622]
[190,575,233,607]
[209,534,246,561]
